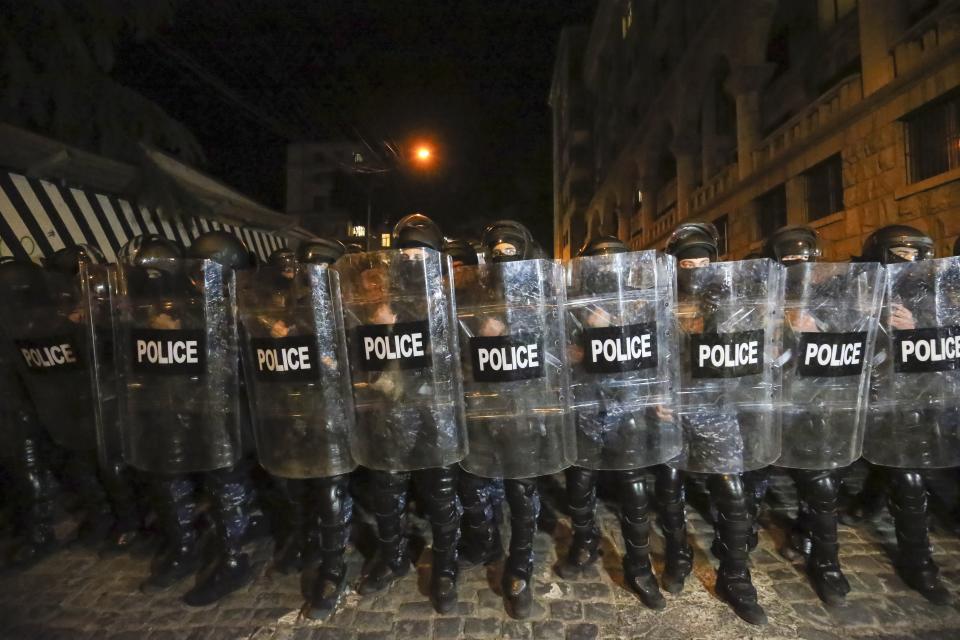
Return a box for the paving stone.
[565,622,599,640]
[393,618,432,639]
[501,620,533,639]
[572,582,611,600]
[773,580,819,602]
[582,602,616,622]
[462,616,501,638]
[549,600,583,620]
[432,617,463,639]
[354,611,394,630]
[797,626,842,640]
[532,620,566,639]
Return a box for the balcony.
[892,0,960,79]
[689,162,738,214]
[751,73,863,171]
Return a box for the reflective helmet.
[268,247,297,270]
[442,238,479,267]
[119,234,167,267]
[46,244,106,274]
[764,225,822,266]
[188,230,251,270]
[482,220,534,262]
[297,238,346,265]
[122,235,183,271]
[393,213,443,251]
[665,222,719,261]
[860,225,934,265]
[580,235,628,258]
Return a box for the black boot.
[417,467,461,613]
[457,473,503,567]
[100,461,145,554]
[303,476,352,620]
[655,465,692,594]
[620,470,665,609]
[142,475,200,592]
[558,467,600,579]
[358,471,411,594]
[888,470,950,605]
[70,451,113,547]
[503,479,538,619]
[710,474,767,626]
[274,478,304,574]
[797,471,849,605]
[7,434,58,568]
[183,468,253,606]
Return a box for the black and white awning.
[0,170,289,263]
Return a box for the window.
[756,186,787,242]
[621,1,634,39]
[805,154,844,220]
[350,225,366,238]
[380,233,391,248]
[714,215,729,257]
[905,91,960,183]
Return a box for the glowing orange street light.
[412,143,435,167]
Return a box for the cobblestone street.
[1,467,959,640]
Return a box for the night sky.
[114,1,596,250]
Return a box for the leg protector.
[618,469,664,609]
[358,470,411,595]
[503,479,539,619]
[558,466,600,578]
[415,466,461,613]
[888,469,949,605]
[654,464,692,594]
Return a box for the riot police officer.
[48,244,147,552]
[850,225,953,604]
[337,214,465,614]
[0,259,58,567]
[762,225,884,605]
[455,220,573,618]
[559,235,681,609]
[240,239,356,619]
[117,231,254,605]
[665,221,771,625]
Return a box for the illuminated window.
[381,233,391,248]
[353,152,365,164]
[350,225,366,237]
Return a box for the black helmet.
[46,244,106,274]
[442,238,479,267]
[344,241,365,254]
[665,222,719,261]
[482,220,534,262]
[0,258,45,300]
[393,213,443,251]
[580,235,628,258]
[297,238,346,265]
[860,225,934,264]
[764,225,822,265]
[188,230,251,270]
[268,247,297,270]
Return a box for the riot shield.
[455,259,573,479]
[335,248,466,472]
[237,264,355,479]
[863,256,960,468]
[79,264,125,468]
[564,251,681,470]
[775,262,885,469]
[0,328,38,456]
[673,259,783,474]
[115,259,242,474]
[0,270,98,452]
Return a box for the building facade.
[286,141,392,248]
[551,0,960,261]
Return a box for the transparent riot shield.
[674,259,783,474]
[335,249,466,472]
[863,256,960,468]
[79,263,125,468]
[115,259,242,474]
[0,270,98,452]
[775,262,885,469]
[455,259,573,479]
[237,264,355,479]
[0,328,39,456]
[565,251,681,470]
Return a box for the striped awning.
[0,170,289,263]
